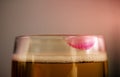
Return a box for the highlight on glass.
[12,35,108,77]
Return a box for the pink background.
[0,0,120,77]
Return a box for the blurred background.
[0,0,120,77]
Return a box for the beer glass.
[12,35,108,77]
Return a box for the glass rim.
[16,34,104,38]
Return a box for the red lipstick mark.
[66,36,95,50]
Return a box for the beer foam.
[13,52,107,62]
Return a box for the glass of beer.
[12,35,108,77]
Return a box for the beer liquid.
[12,61,108,77]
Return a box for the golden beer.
[12,53,108,77]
